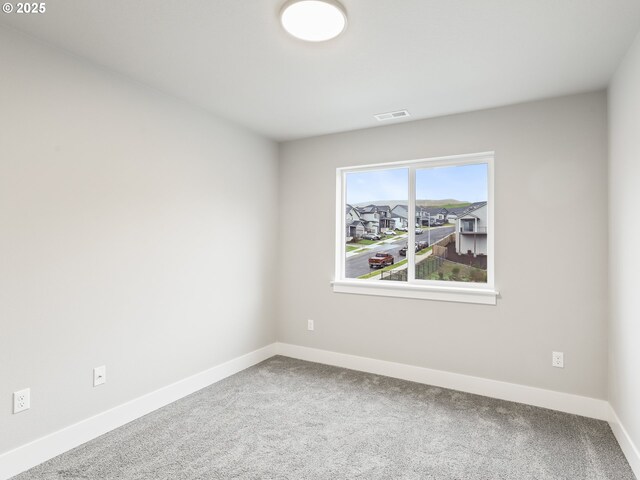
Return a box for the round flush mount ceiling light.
[280,0,347,42]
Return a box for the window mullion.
[407,166,416,283]
[337,169,346,280]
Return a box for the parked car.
[434,219,445,226]
[368,252,395,268]
[384,230,396,235]
[362,233,381,240]
[400,242,428,256]
[397,226,408,232]
[399,244,417,256]
[415,228,424,235]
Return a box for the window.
[333,152,497,305]
[462,219,475,232]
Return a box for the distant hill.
[436,202,472,209]
[353,199,471,209]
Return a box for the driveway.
[345,226,455,278]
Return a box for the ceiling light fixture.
[280,0,347,42]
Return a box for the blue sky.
[346,164,487,204]
[346,168,408,204]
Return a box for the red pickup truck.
[368,252,395,268]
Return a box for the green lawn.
[351,239,376,245]
[439,203,471,209]
[416,246,433,255]
[349,235,397,246]
[346,245,360,252]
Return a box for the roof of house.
[464,201,487,213]
[358,204,391,213]
[357,206,375,213]
[447,206,470,215]
[458,201,487,219]
[420,206,448,214]
[356,205,391,216]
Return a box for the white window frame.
[333,151,498,305]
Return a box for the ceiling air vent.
[374,110,410,121]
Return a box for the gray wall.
[278,92,609,399]
[609,31,640,455]
[0,27,278,454]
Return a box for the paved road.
[345,226,455,278]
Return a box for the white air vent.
[374,110,410,121]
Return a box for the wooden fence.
[432,245,448,258]
[431,232,455,258]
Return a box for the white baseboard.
[4,342,635,480]
[0,343,277,480]
[275,343,610,421]
[276,343,640,472]
[609,405,640,478]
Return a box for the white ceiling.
[2,0,640,141]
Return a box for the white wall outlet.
[93,365,106,387]
[307,319,314,331]
[552,351,564,368]
[13,388,30,414]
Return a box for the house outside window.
[333,152,497,305]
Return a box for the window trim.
[334,151,498,305]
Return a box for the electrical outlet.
[93,365,106,387]
[13,388,30,414]
[307,319,314,331]
[552,351,564,368]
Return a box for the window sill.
[331,280,498,305]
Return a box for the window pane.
[345,168,408,282]
[414,163,488,283]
